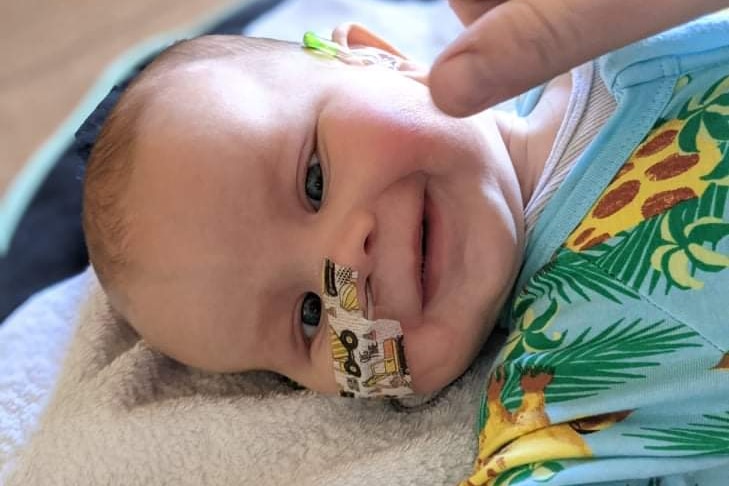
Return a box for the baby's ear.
[331,22,406,56]
[331,22,429,85]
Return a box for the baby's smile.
[419,188,443,311]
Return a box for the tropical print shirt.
[463,12,729,486]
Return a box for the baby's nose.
[329,209,375,275]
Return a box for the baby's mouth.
[418,191,433,311]
[420,217,429,289]
[365,280,375,320]
[418,189,443,311]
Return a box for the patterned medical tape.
[321,258,413,398]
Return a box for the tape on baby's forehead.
[321,258,413,398]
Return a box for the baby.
[83,17,729,484]
[82,24,568,395]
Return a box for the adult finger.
[430,0,728,117]
[447,0,503,26]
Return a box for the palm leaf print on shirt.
[624,411,729,454]
[492,461,564,486]
[514,248,641,315]
[494,306,702,415]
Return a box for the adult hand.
[430,0,729,117]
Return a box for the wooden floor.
[0,0,240,195]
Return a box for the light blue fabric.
[516,10,729,300]
[473,12,729,486]
[515,84,546,117]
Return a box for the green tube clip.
[302,31,344,58]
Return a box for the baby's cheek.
[331,102,435,170]
[299,325,340,394]
[402,313,487,394]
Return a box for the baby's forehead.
[139,65,260,125]
[130,40,332,183]
[172,41,305,75]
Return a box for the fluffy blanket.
[1,268,501,484]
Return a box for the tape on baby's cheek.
[321,258,414,398]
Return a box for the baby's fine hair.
[82,35,297,292]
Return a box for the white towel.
[2,268,501,485]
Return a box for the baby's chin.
[409,359,473,395]
[404,324,489,395]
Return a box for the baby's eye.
[304,155,324,210]
[300,292,322,338]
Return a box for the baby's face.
[119,43,525,394]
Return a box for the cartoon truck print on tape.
[363,336,408,388]
[330,327,361,378]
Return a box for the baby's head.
[83,26,526,394]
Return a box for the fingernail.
[431,52,492,117]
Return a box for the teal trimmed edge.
[0,0,254,256]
